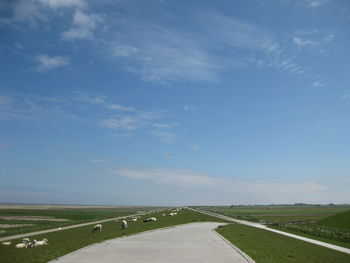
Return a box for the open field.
[199,205,350,248]
[0,208,228,263]
[216,223,350,263]
[0,205,162,238]
[318,210,350,230]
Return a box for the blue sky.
[1,0,349,205]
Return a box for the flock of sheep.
[2,237,48,248]
[1,207,183,249]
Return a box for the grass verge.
[1,209,228,263]
[216,223,350,263]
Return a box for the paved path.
[189,207,350,255]
[0,210,160,242]
[48,222,255,263]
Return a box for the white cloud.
[150,130,176,143]
[100,116,138,130]
[61,9,103,40]
[188,144,201,151]
[111,45,139,57]
[35,54,70,71]
[107,104,135,112]
[341,94,350,100]
[183,105,202,112]
[293,36,315,46]
[76,93,106,105]
[10,0,85,27]
[111,166,345,204]
[306,0,331,7]
[112,168,219,188]
[312,81,324,88]
[205,13,280,52]
[153,123,179,128]
[37,0,84,9]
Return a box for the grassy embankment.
[0,206,159,237]
[0,208,227,263]
[216,223,350,263]
[200,205,350,248]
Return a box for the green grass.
[200,205,350,247]
[0,206,157,237]
[269,226,350,249]
[0,209,228,263]
[199,205,350,224]
[216,223,350,263]
[318,210,350,230]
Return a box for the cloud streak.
[35,54,70,71]
[111,167,346,204]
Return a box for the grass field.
[216,223,350,263]
[318,210,350,230]
[199,205,350,248]
[0,205,160,238]
[0,208,228,263]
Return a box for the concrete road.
[49,222,255,263]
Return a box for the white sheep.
[143,217,157,222]
[162,213,166,216]
[57,227,62,231]
[2,241,11,246]
[33,238,48,247]
[15,243,28,248]
[121,220,128,229]
[128,217,137,222]
[22,238,30,244]
[92,224,102,233]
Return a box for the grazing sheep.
[121,220,128,229]
[162,214,166,216]
[128,217,137,222]
[92,224,102,233]
[33,239,48,247]
[27,242,35,248]
[22,238,30,244]
[15,243,28,248]
[57,227,62,231]
[143,217,157,222]
[2,241,11,246]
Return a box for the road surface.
[48,222,255,263]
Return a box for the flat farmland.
[199,205,350,248]
[0,205,163,238]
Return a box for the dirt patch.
[0,224,34,228]
[0,216,69,222]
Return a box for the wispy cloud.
[100,116,139,130]
[183,105,203,112]
[111,166,339,203]
[149,130,176,143]
[61,9,103,40]
[187,144,201,151]
[312,81,324,88]
[293,37,316,46]
[37,0,85,9]
[305,0,331,8]
[35,54,70,71]
[112,168,219,188]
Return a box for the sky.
[0,0,350,206]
